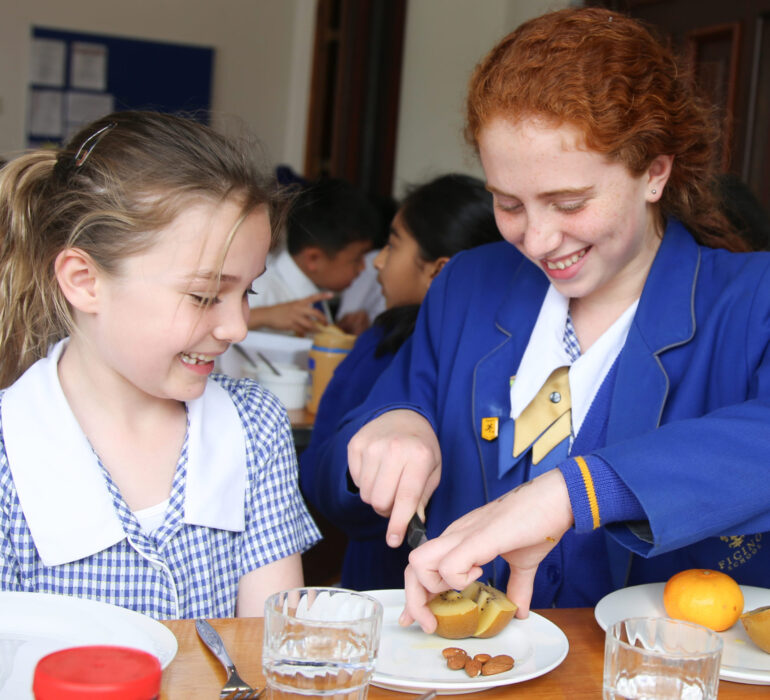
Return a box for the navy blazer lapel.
[472,261,548,492]
[608,221,699,442]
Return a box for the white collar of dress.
[2,339,248,566]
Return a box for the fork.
[196,619,263,699]
[223,691,264,700]
[222,691,263,700]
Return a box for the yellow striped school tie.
[512,366,571,465]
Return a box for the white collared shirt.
[337,249,386,322]
[249,246,320,308]
[510,285,638,437]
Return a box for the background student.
[336,7,770,630]
[247,177,379,336]
[334,192,397,336]
[0,111,320,619]
[300,173,501,590]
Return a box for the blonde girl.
[0,111,320,619]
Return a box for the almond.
[442,647,466,658]
[481,655,514,675]
[473,653,491,663]
[464,658,482,677]
[447,653,467,670]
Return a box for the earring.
[651,188,657,195]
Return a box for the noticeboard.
[28,26,214,147]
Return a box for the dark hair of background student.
[374,173,501,356]
[286,178,379,256]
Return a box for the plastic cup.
[306,328,356,413]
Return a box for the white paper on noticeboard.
[70,42,108,91]
[30,38,66,87]
[28,89,63,137]
[64,91,115,139]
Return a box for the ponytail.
[0,153,69,388]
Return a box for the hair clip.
[73,121,117,168]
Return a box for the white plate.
[0,592,178,699]
[365,589,568,695]
[594,583,770,685]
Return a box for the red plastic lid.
[33,645,161,699]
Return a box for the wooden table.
[287,408,315,431]
[159,609,767,698]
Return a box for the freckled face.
[91,198,271,402]
[478,117,663,307]
[373,211,434,309]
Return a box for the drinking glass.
[263,587,383,700]
[603,617,723,700]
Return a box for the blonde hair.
[0,111,284,388]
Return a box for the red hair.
[466,7,747,251]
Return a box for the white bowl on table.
[217,331,312,379]
[246,362,309,410]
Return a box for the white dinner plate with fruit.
[366,588,568,695]
[594,583,770,685]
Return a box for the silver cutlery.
[223,691,263,700]
[195,618,263,699]
[223,690,263,700]
[256,350,282,376]
[232,342,258,370]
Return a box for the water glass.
[603,617,723,700]
[263,587,383,700]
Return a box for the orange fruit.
[663,568,744,632]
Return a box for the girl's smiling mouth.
[544,247,589,271]
[180,352,216,374]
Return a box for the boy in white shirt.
[248,179,378,335]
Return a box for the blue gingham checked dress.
[0,372,320,619]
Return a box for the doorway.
[591,0,770,212]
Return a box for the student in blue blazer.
[336,7,770,630]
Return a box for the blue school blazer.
[324,220,770,599]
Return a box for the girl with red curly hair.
[336,7,770,625]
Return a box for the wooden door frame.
[303,0,406,196]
